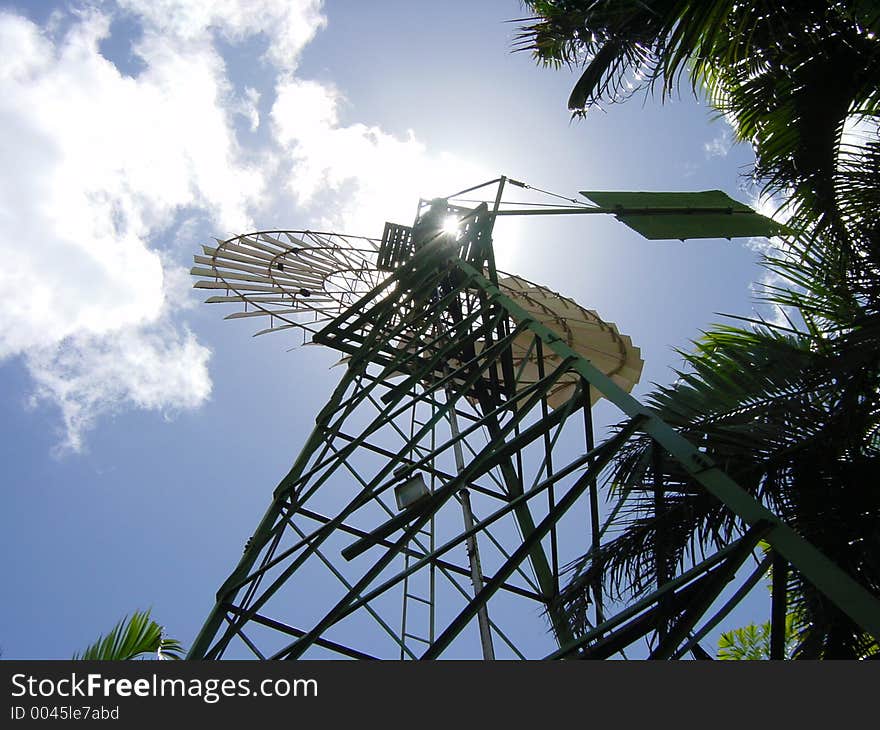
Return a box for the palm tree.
[73,609,184,660]
[515,1,880,657]
[515,1,880,246]
[717,615,798,660]
[554,243,880,657]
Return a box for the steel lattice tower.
[188,178,880,659]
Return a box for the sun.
[442,215,460,236]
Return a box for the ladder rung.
[403,633,430,644]
[405,593,431,605]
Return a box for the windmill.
[187,177,880,659]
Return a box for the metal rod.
[492,206,749,217]
[223,605,378,661]
[448,395,496,660]
[428,400,437,646]
[444,177,504,200]
[652,442,670,643]
[581,379,604,627]
[671,554,773,660]
[771,552,788,660]
[421,419,643,659]
[485,176,505,286]
[535,338,560,597]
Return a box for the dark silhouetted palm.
[516,2,880,242]
[555,246,880,657]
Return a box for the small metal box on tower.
[394,473,430,511]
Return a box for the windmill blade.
[192,225,643,411]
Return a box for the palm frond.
[73,609,184,661]
[717,614,798,660]
[556,245,880,655]
[517,1,880,658]
[516,1,880,237]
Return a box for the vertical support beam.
[581,380,604,627]
[460,489,496,660]
[448,393,496,660]
[486,176,506,286]
[771,552,788,660]
[535,338,560,597]
[470,383,568,643]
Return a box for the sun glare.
[442,215,460,236]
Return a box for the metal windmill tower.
[188,177,880,659]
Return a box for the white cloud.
[270,78,491,235]
[743,191,790,255]
[704,128,732,158]
[743,191,802,329]
[1,1,492,451]
[0,8,270,449]
[26,325,211,454]
[233,86,262,132]
[114,0,326,70]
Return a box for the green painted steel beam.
[420,418,644,659]
[649,521,772,659]
[222,605,379,661]
[546,534,767,659]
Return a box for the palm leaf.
[517,1,880,658]
[73,609,184,660]
[516,1,880,239]
[556,242,880,656]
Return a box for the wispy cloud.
[114,0,326,71]
[703,128,733,158]
[0,6,279,449]
[26,324,211,454]
[742,191,802,330]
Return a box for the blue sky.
[0,1,772,659]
